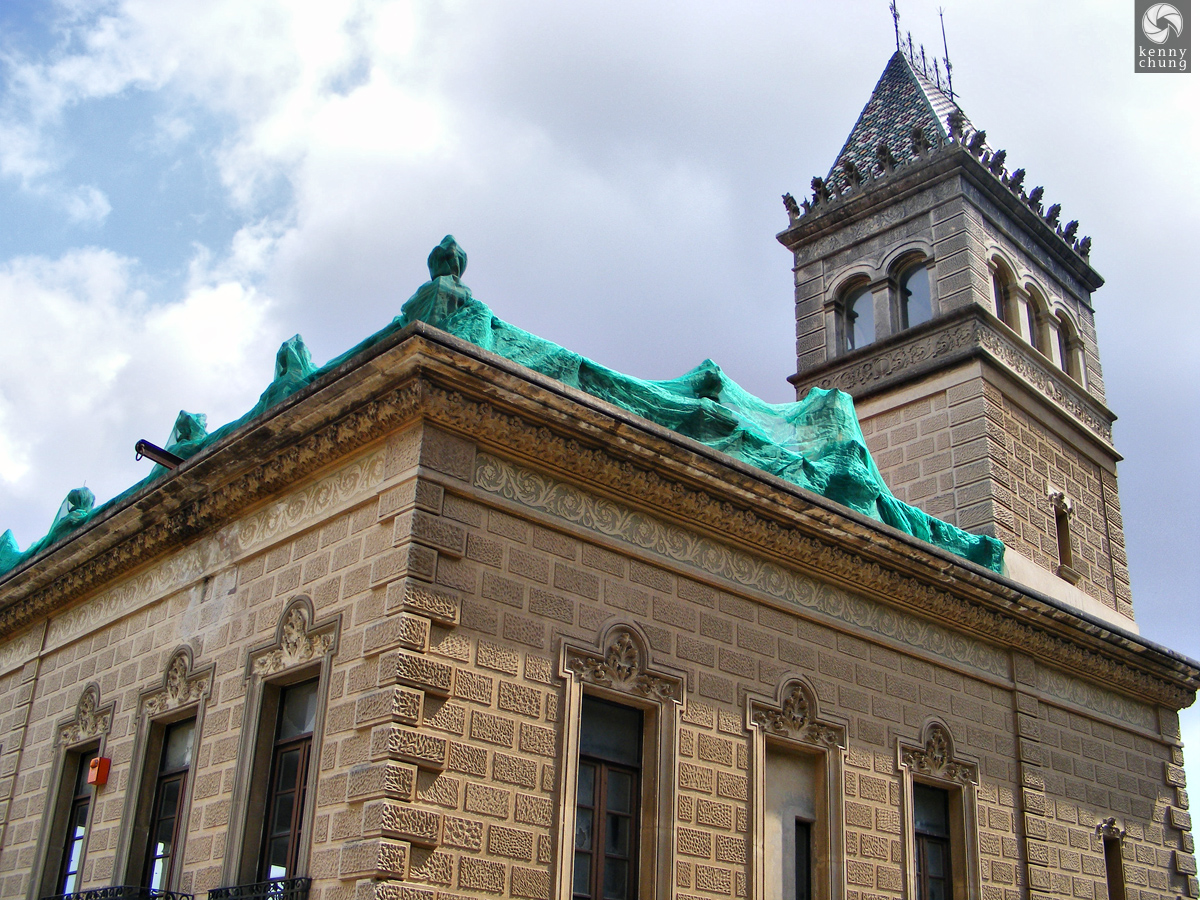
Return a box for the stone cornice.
[789,304,1119,455]
[777,146,1103,296]
[0,325,1194,707]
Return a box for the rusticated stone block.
[493,753,538,788]
[680,762,715,793]
[519,722,557,757]
[715,834,747,864]
[1173,808,1194,831]
[515,792,553,827]
[1168,764,1189,787]
[392,686,424,725]
[677,827,712,858]
[446,741,488,777]
[380,801,442,847]
[339,838,411,878]
[347,760,417,802]
[458,857,506,894]
[385,578,461,625]
[695,865,732,894]
[395,650,454,696]
[363,612,430,655]
[465,782,511,819]
[394,510,466,558]
[374,724,447,770]
[511,865,552,900]
[488,824,535,860]
[470,709,516,747]
[441,815,484,853]
[498,681,542,719]
[453,669,494,705]
[477,639,520,675]
[371,543,438,586]
[1178,852,1198,876]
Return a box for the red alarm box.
[87,756,111,786]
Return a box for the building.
[0,47,1196,900]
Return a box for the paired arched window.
[899,262,932,329]
[991,264,1020,331]
[843,283,875,351]
[1055,313,1084,384]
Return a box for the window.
[765,745,819,900]
[914,784,952,900]
[844,284,874,351]
[261,680,319,881]
[574,695,642,900]
[1054,506,1073,570]
[143,719,195,890]
[57,749,98,895]
[1103,836,1126,900]
[1024,300,1041,353]
[1056,314,1083,383]
[899,263,932,329]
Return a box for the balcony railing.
[44,887,193,900]
[207,878,310,900]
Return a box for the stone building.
[0,47,1196,900]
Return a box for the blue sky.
[1,0,1199,770]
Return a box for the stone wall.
[0,421,1186,900]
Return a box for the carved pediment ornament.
[142,647,211,717]
[1096,817,1125,841]
[565,627,681,703]
[250,600,337,677]
[750,679,845,749]
[900,723,977,785]
[60,684,112,746]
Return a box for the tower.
[779,50,1131,628]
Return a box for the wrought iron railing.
[44,887,193,900]
[207,878,310,900]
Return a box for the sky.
[1,0,1198,767]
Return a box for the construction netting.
[0,235,1003,577]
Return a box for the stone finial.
[810,176,832,205]
[911,125,932,156]
[427,234,467,280]
[1045,203,1061,229]
[1006,167,1025,193]
[782,192,801,223]
[876,142,898,173]
[987,149,1007,176]
[1076,236,1092,259]
[1062,220,1079,243]
[1027,186,1044,214]
[947,109,965,141]
[967,129,987,156]
[842,159,863,188]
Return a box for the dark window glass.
[914,784,952,900]
[1025,302,1041,352]
[261,680,317,881]
[900,265,932,329]
[1103,837,1126,900]
[794,820,812,900]
[1055,509,1073,570]
[144,719,195,891]
[573,696,641,900]
[58,749,98,895]
[991,272,1008,321]
[844,285,875,351]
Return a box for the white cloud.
[0,247,277,548]
[63,184,112,224]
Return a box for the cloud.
[0,247,278,548]
[63,184,112,224]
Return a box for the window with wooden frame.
[574,694,642,900]
[57,749,99,895]
[260,679,319,881]
[143,719,196,891]
[913,783,952,900]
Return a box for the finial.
[782,193,801,223]
[1027,185,1044,213]
[907,31,915,62]
[1006,167,1025,193]
[1062,220,1079,243]
[939,8,955,98]
[1076,236,1091,258]
[987,149,1007,176]
[876,142,898,173]
[920,44,927,76]
[967,129,987,156]
[1044,203,1061,229]
[946,109,965,141]
[842,159,863,188]
[934,58,942,90]
[890,0,900,51]
[911,125,932,156]
[427,234,467,280]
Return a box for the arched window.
[899,263,932,329]
[991,263,1019,331]
[1024,289,1047,356]
[1056,313,1083,383]
[843,284,874,352]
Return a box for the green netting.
[0,236,1003,578]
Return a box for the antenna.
[934,58,942,89]
[890,0,900,51]
[907,31,914,63]
[920,44,927,76]
[939,7,955,99]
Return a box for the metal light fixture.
[135,440,184,469]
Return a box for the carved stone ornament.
[1048,485,1075,518]
[60,684,112,746]
[251,601,336,677]
[750,679,845,749]
[565,628,681,703]
[1096,817,1126,841]
[142,648,210,717]
[900,724,978,785]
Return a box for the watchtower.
[779,50,1131,627]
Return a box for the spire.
[824,51,979,193]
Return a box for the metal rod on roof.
[939,7,955,99]
[890,0,900,51]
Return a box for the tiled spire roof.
[826,50,978,191]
